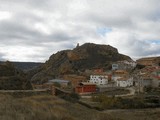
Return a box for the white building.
[112,60,136,70]
[123,60,137,67]
[112,76,122,82]
[90,74,108,85]
[116,77,133,87]
[112,64,119,70]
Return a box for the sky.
[0,0,160,62]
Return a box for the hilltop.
[30,43,132,84]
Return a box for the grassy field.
[0,93,160,120]
[103,108,160,120]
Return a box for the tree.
[54,82,61,88]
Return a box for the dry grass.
[0,93,159,120]
[103,108,160,120]
[0,94,108,120]
[0,94,75,120]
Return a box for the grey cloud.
[125,39,160,57]
[129,40,160,56]
[85,14,132,28]
[0,0,160,62]
[0,20,79,47]
[0,21,44,44]
[48,32,81,42]
[0,52,6,61]
[105,29,160,59]
[1,0,69,14]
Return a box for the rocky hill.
[0,61,32,90]
[136,56,160,66]
[30,43,132,84]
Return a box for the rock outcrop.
[136,56,160,66]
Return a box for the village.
[32,57,160,100]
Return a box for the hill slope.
[0,94,159,120]
[0,61,43,71]
[0,61,32,90]
[0,94,106,120]
[136,56,160,66]
[30,43,132,83]
[12,62,43,71]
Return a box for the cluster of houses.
[134,66,160,89]
[75,59,160,94]
[75,64,135,94]
[75,71,133,94]
[33,58,160,95]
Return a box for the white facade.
[112,64,118,70]
[90,75,108,85]
[112,60,137,70]
[116,77,133,87]
[123,60,137,67]
[112,76,122,82]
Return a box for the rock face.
[0,61,32,90]
[136,56,160,66]
[30,43,132,84]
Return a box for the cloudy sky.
[0,0,160,62]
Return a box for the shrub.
[70,92,80,100]
[54,82,61,88]
[144,86,153,93]
[91,94,147,109]
[60,92,80,103]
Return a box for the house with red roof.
[75,82,97,94]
